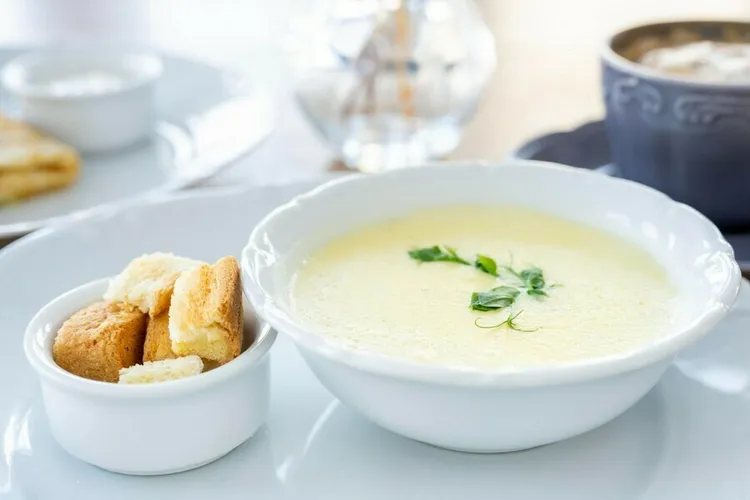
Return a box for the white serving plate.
[0,46,275,238]
[2,177,750,499]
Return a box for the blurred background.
[2,0,747,184]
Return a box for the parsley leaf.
[474,254,498,276]
[520,266,544,289]
[469,286,519,311]
[408,245,470,265]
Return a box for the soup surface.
[638,41,750,82]
[290,206,676,369]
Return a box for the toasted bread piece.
[118,355,203,385]
[143,311,176,362]
[104,253,203,316]
[169,256,243,364]
[0,115,80,204]
[53,301,147,382]
[143,311,223,371]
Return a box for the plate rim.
[0,174,342,261]
[507,119,608,163]
[0,44,276,239]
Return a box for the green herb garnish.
[474,254,499,276]
[519,266,547,297]
[474,310,538,332]
[408,245,558,330]
[408,245,470,265]
[469,286,519,311]
[501,265,552,297]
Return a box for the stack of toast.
[0,114,80,204]
[53,253,246,384]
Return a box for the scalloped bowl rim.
[241,161,741,387]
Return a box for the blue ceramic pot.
[602,21,750,228]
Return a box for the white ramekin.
[1,48,162,152]
[23,278,275,475]
[241,160,741,453]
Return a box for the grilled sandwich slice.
[0,115,80,204]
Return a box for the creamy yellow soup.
[290,206,676,370]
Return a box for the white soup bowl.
[241,160,740,453]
